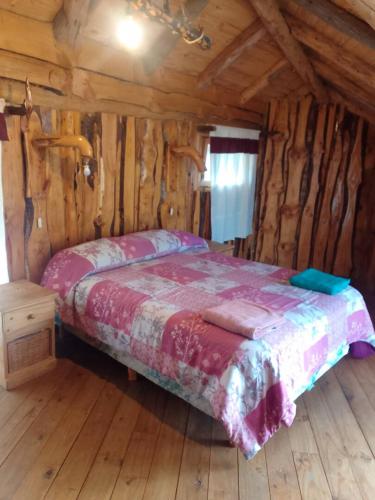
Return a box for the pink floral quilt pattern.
[42,230,375,459]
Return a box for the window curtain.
[210,126,259,243]
[0,142,9,284]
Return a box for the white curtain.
[210,127,259,243]
[0,142,9,284]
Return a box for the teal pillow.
[290,268,350,295]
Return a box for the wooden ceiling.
[0,0,373,126]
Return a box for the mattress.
[42,229,375,459]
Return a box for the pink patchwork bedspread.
[42,230,375,458]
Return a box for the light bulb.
[83,164,91,177]
[117,17,143,50]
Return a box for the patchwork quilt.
[42,229,375,459]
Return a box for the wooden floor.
[0,333,375,500]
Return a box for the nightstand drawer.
[7,328,52,374]
[3,301,55,336]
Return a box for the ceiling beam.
[197,19,266,89]
[329,88,375,125]
[248,0,328,100]
[53,0,93,48]
[142,0,208,75]
[312,58,374,111]
[0,70,262,128]
[284,0,375,50]
[342,0,375,31]
[287,16,375,94]
[240,58,289,103]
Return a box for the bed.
[42,229,375,459]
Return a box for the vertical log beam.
[2,116,26,280]
[312,109,345,270]
[297,104,327,270]
[258,100,290,264]
[334,118,364,276]
[277,95,312,268]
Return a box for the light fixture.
[128,0,211,50]
[117,16,143,50]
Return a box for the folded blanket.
[290,268,350,295]
[202,300,285,339]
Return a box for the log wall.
[2,108,203,283]
[253,97,375,292]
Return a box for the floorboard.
[0,333,374,500]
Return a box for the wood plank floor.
[0,333,375,500]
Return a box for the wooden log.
[80,113,100,243]
[240,59,289,104]
[22,111,51,283]
[325,130,350,272]
[258,100,290,264]
[0,74,261,130]
[123,117,136,234]
[60,110,80,247]
[138,119,158,231]
[44,108,66,254]
[337,0,375,31]
[192,189,201,236]
[198,19,266,89]
[0,49,69,94]
[283,0,375,49]
[328,88,375,126]
[176,122,190,232]
[1,115,26,280]
[255,101,279,261]
[248,0,328,100]
[312,59,374,112]
[160,121,179,230]
[318,104,338,190]
[277,96,312,268]
[71,68,262,128]
[352,124,375,291]
[100,113,118,238]
[287,16,375,95]
[153,121,164,229]
[297,104,327,270]
[334,118,364,276]
[113,116,123,237]
[53,0,92,48]
[312,108,345,270]
[133,119,142,232]
[0,8,70,66]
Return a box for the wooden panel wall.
[2,108,203,283]
[253,97,375,292]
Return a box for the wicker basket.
[7,329,51,373]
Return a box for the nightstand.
[206,240,235,256]
[0,280,57,389]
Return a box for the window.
[0,142,9,284]
[208,126,259,243]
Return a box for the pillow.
[41,229,207,300]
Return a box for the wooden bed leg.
[128,368,138,381]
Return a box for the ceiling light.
[117,17,143,51]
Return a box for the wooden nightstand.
[206,240,235,256]
[0,280,57,389]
